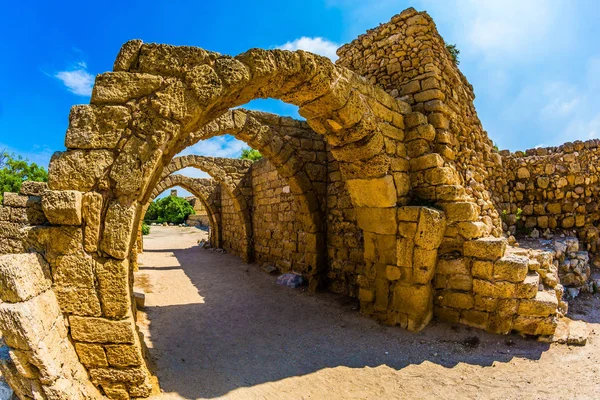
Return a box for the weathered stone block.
[396,237,413,268]
[513,315,557,336]
[91,72,163,104]
[441,202,479,223]
[346,176,397,208]
[69,316,135,344]
[471,260,493,279]
[54,287,102,316]
[66,105,131,150]
[437,257,469,275]
[75,343,108,367]
[493,255,529,283]
[459,310,488,330]
[0,253,52,303]
[464,237,507,261]
[413,207,445,250]
[358,288,374,303]
[3,193,29,208]
[392,283,432,318]
[88,366,147,385]
[518,291,558,317]
[96,258,130,318]
[100,201,138,259]
[20,181,48,196]
[516,273,540,299]
[105,345,142,368]
[0,290,62,351]
[356,207,397,235]
[436,291,474,310]
[82,192,103,252]
[48,150,114,192]
[42,190,83,225]
[409,153,444,171]
[472,279,516,298]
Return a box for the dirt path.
[136,226,600,400]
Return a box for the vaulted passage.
[0,7,593,399]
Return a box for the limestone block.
[88,367,147,385]
[91,72,163,104]
[396,237,413,268]
[517,167,530,179]
[404,112,428,128]
[103,384,130,400]
[436,291,474,310]
[105,345,142,368]
[20,181,48,196]
[114,39,143,71]
[82,192,104,252]
[414,207,445,249]
[518,291,558,317]
[0,253,51,303]
[48,150,114,192]
[414,89,444,103]
[423,167,459,185]
[405,124,435,142]
[474,295,497,312]
[0,205,9,221]
[457,221,487,239]
[75,343,108,367]
[513,315,557,336]
[486,313,513,335]
[3,193,28,208]
[100,201,138,259]
[358,288,374,302]
[464,237,507,261]
[441,202,479,223]
[447,274,473,291]
[471,260,493,279]
[54,287,102,317]
[96,258,130,318]
[355,207,397,235]
[66,105,131,150]
[42,190,83,225]
[385,265,401,280]
[69,316,135,344]
[0,290,62,350]
[346,176,396,208]
[428,113,449,129]
[437,257,469,275]
[493,255,529,283]
[409,153,444,171]
[516,273,540,299]
[392,283,432,318]
[460,310,489,330]
[434,306,460,323]
[472,279,516,298]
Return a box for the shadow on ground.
[135,241,563,399]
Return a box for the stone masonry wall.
[0,182,48,255]
[219,188,247,258]
[494,139,600,255]
[336,8,503,237]
[251,158,314,274]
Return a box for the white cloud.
[177,167,210,179]
[277,37,340,61]
[181,135,248,159]
[54,61,94,96]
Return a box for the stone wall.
[251,158,314,274]
[0,182,48,255]
[336,8,502,237]
[220,187,248,258]
[494,140,600,255]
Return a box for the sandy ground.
[136,226,600,400]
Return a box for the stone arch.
[149,175,221,248]
[166,109,330,284]
[160,156,253,260]
[39,42,423,396]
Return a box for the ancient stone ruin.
[0,7,597,399]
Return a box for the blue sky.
[1,0,599,197]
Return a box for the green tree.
[240,148,263,161]
[144,196,195,224]
[0,151,48,203]
[446,43,460,65]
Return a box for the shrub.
[445,43,460,65]
[144,196,195,224]
[0,151,48,203]
[141,223,150,235]
[240,148,263,161]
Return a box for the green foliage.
[501,209,508,222]
[0,151,48,203]
[141,223,150,235]
[144,195,195,224]
[516,207,523,221]
[446,43,460,65]
[240,148,263,161]
[493,143,499,152]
